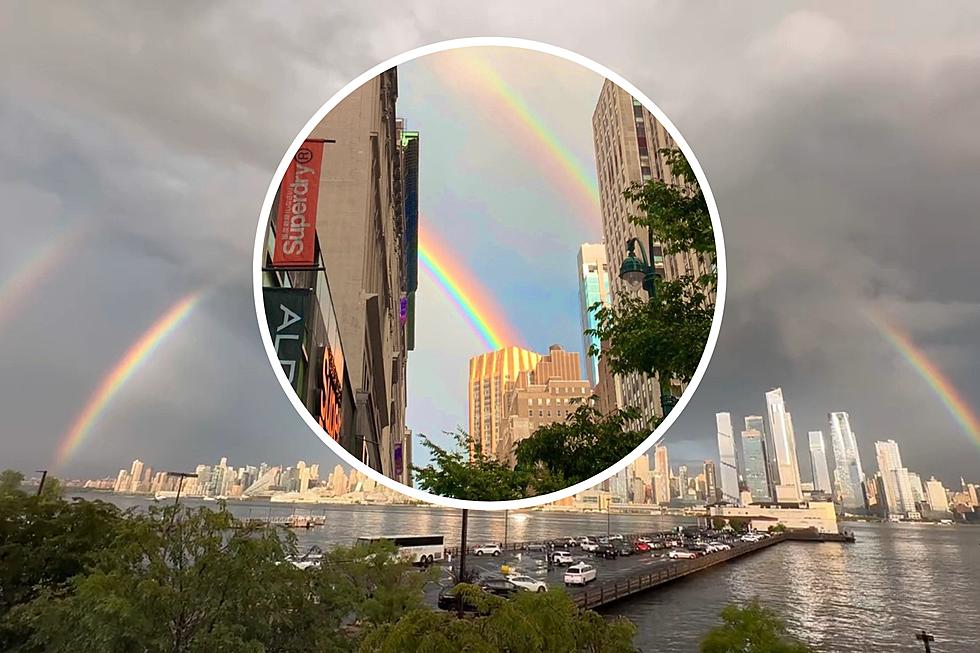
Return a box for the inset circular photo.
[253,39,725,509]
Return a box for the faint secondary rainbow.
[433,51,601,231]
[55,291,203,467]
[0,225,85,329]
[417,222,520,352]
[867,309,980,448]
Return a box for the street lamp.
[617,237,679,417]
[35,470,47,497]
[165,472,197,509]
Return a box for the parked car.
[648,540,666,550]
[706,542,731,553]
[615,542,634,556]
[581,539,600,552]
[667,549,700,559]
[436,578,520,612]
[480,576,523,597]
[507,574,548,592]
[633,541,652,552]
[524,542,546,552]
[596,544,618,560]
[563,563,597,586]
[575,536,591,547]
[474,544,502,556]
[552,550,574,565]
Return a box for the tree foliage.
[0,470,25,497]
[363,584,637,653]
[700,600,813,653]
[514,403,652,492]
[589,147,716,383]
[413,429,534,501]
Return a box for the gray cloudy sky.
[1,2,979,488]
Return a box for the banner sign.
[399,295,408,325]
[262,288,311,391]
[272,140,324,267]
[318,345,343,441]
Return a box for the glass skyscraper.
[577,244,611,386]
[829,411,866,512]
[741,419,770,502]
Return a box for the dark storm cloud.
[0,2,978,485]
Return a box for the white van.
[563,562,597,586]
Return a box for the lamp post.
[618,237,678,417]
[457,508,469,618]
[915,630,935,652]
[35,470,47,497]
[165,472,197,509]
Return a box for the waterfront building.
[764,388,803,503]
[468,347,541,459]
[907,471,925,507]
[741,426,770,502]
[497,345,591,464]
[828,412,866,513]
[577,244,611,386]
[716,412,740,505]
[710,501,839,534]
[128,459,144,493]
[808,431,833,494]
[113,469,129,493]
[703,460,718,503]
[653,445,671,505]
[874,440,919,519]
[262,68,417,483]
[924,476,949,513]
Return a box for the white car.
[474,544,502,556]
[507,574,548,592]
[741,534,763,542]
[581,540,599,552]
[552,550,574,565]
[705,543,731,554]
[563,563,597,586]
[667,549,699,559]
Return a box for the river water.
[72,493,980,652]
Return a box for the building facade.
[764,388,803,503]
[807,430,833,494]
[262,68,417,482]
[653,444,671,505]
[716,412,740,504]
[577,243,611,387]
[741,425,770,502]
[468,346,542,459]
[828,411,866,512]
[497,346,591,464]
[874,439,919,519]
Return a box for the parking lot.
[424,528,764,607]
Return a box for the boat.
[154,491,179,501]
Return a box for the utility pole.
[165,472,197,509]
[915,630,934,653]
[503,509,509,551]
[35,470,47,497]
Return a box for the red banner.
[272,140,324,267]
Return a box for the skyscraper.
[807,431,832,494]
[703,460,718,503]
[716,412,740,504]
[468,346,543,459]
[128,459,144,493]
[741,425,770,502]
[577,244,611,386]
[653,445,671,505]
[924,477,949,513]
[874,440,918,518]
[828,412,866,512]
[764,388,803,503]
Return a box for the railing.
[572,534,785,609]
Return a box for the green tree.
[413,429,533,501]
[589,147,716,384]
[37,477,63,501]
[514,403,652,492]
[700,600,813,653]
[362,584,637,652]
[0,470,25,497]
[0,492,124,649]
[8,504,368,652]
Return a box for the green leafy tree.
[589,147,716,384]
[514,403,652,492]
[362,584,637,652]
[726,517,751,533]
[37,477,63,501]
[0,470,25,497]
[8,504,362,652]
[413,429,533,501]
[0,492,124,649]
[700,600,813,653]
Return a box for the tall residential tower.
[764,388,803,503]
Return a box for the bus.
[356,534,445,566]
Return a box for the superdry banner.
[272,140,324,267]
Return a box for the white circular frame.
[253,37,727,511]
